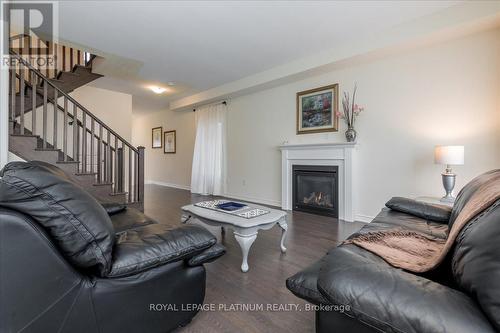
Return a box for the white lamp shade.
[434,145,464,165]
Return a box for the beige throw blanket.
[346,171,500,273]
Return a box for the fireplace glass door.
[293,165,338,218]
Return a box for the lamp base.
[440,194,455,203]
[440,173,456,203]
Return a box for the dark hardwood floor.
[143,184,365,333]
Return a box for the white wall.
[132,108,195,189]
[71,86,133,142]
[133,28,500,221]
[225,28,500,219]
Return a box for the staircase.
[8,34,144,210]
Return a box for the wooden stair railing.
[9,51,145,206]
[11,69,122,184]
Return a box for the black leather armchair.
[287,170,500,333]
[0,161,225,333]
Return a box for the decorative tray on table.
[194,200,270,219]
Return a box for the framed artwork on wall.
[164,130,176,154]
[296,84,339,134]
[152,127,163,148]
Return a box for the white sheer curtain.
[190,102,227,195]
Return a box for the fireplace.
[280,143,355,221]
[292,165,338,218]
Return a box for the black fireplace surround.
[292,165,338,218]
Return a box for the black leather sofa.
[0,161,225,333]
[287,170,500,333]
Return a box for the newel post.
[137,146,145,208]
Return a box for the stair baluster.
[106,130,111,183]
[98,125,103,183]
[63,97,68,161]
[36,39,41,73]
[134,149,139,203]
[82,112,87,173]
[53,42,58,78]
[45,41,50,78]
[19,67,25,134]
[10,68,15,122]
[27,35,32,63]
[103,143,107,183]
[42,83,47,148]
[53,88,58,148]
[117,147,123,193]
[73,104,78,167]
[31,71,37,135]
[114,137,118,193]
[137,147,145,204]
[61,45,65,72]
[109,150,113,190]
[128,148,133,202]
[90,118,95,174]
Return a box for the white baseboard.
[145,180,191,191]
[223,192,281,208]
[355,214,374,223]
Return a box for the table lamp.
[434,145,464,203]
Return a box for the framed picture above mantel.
[152,127,162,148]
[296,84,339,134]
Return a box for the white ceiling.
[56,1,460,112]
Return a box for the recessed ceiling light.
[150,86,167,94]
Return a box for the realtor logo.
[2,1,58,56]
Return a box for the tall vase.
[345,126,357,142]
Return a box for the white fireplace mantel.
[279,142,357,222]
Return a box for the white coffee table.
[181,202,288,273]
